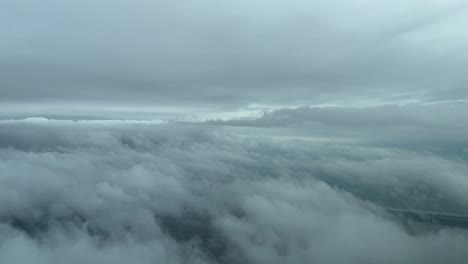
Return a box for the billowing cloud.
[2,0,468,262]
[1,121,468,263]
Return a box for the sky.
[2,0,468,263]
[1,0,468,117]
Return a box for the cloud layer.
[2,1,468,262]
[1,121,468,263]
[1,0,468,111]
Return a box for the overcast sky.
[1,0,468,117]
[3,2,468,263]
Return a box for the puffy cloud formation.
[1,120,468,263]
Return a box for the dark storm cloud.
[1,0,467,109]
[1,121,468,263]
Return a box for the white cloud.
[0,117,165,126]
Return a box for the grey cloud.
[1,121,468,263]
[205,103,468,150]
[206,102,468,128]
[3,1,468,262]
[1,0,468,110]
[207,104,468,165]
